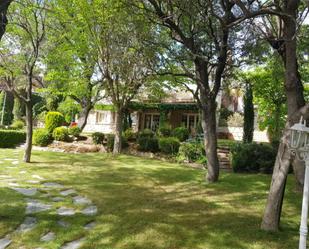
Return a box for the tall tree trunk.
[113,109,123,155]
[243,82,254,143]
[261,2,306,231]
[24,101,33,163]
[0,0,12,40]
[77,103,92,131]
[201,99,220,183]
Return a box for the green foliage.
[33,129,53,147]
[0,91,14,125]
[52,127,69,142]
[0,130,26,148]
[138,129,155,139]
[219,107,233,127]
[68,126,81,137]
[123,128,136,141]
[177,141,206,163]
[92,132,105,145]
[158,137,180,154]
[171,127,189,142]
[13,97,25,120]
[243,83,254,143]
[106,134,128,152]
[45,112,65,133]
[10,120,25,130]
[227,113,244,127]
[58,98,81,123]
[230,143,276,173]
[158,126,172,137]
[137,136,159,152]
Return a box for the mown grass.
[0,148,303,249]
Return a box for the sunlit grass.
[0,148,303,249]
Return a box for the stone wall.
[217,127,269,143]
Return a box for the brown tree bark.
[261,1,306,230]
[0,0,12,40]
[77,102,92,131]
[23,101,33,163]
[113,109,123,154]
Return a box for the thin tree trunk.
[201,99,220,183]
[23,101,33,163]
[0,0,12,40]
[77,104,92,131]
[113,109,123,155]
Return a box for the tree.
[243,81,254,143]
[0,90,14,125]
[45,0,104,130]
[136,0,246,182]
[0,0,12,40]
[0,0,47,162]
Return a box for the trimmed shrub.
[10,120,25,130]
[92,132,105,145]
[159,137,180,154]
[158,126,172,137]
[137,136,159,152]
[171,127,189,142]
[106,134,128,152]
[52,127,69,141]
[138,129,154,139]
[230,142,276,173]
[177,141,206,163]
[45,112,65,133]
[68,126,81,137]
[33,129,53,147]
[0,130,26,148]
[123,128,136,141]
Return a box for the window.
[96,112,107,124]
[144,114,160,131]
[182,113,200,132]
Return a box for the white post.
[299,160,309,249]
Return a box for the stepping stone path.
[60,238,85,249]
[40,232,55,242]
[0,170,98,249]
[0,237,11,249]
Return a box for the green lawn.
[0,149,303,249]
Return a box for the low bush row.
[0,130,26,148]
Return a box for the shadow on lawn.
[27,152,300,249]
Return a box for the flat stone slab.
[26,199,52,214]
[73,196,91,205]
[17,217,37,232]
[81,205,97,216]
[11,187,37,196]
[19,171,27,174]
[43,182,64,188]
[8,183,20,187]
[0,237,11,249]
[32,175,44,180]
[11,161,19,165]
[57,220,70,228]
[84,221,96,230]
[60,238,85,249]
[40,232,55,242]
[52,197,65,202]
[57,207,76,216]
[60,189,76,196]
[26,180,40,184]
[4,159,15,161]
[0,175,10,178]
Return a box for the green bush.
[45,112,65,133]
[123,128,136,141]
[158,126,172,137]
[33,129,53,147]
[171,127,189,142]
[106,134,128,152]
[177,141,206,163]
[92,132,105,145]
[159,137,180,154]
[138,129,154,139]
[10,120,25,130]
[52,127,69,141]
[137,136,159,152]
[230,142,276,173]
[68,126,81,137]
[0,130,26,148]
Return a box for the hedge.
[45,112,65,133]
[0,130,26,148]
